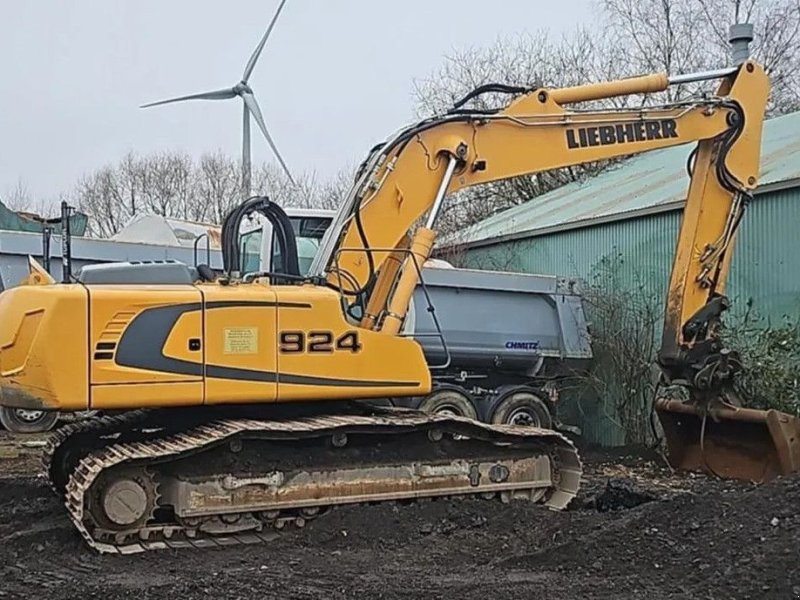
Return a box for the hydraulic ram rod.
[551,66,739,105]
[669,67,738,85]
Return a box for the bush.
[573,254,800,443]
[577,253,662,444]
[722,306,800,416]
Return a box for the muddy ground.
[0,430,798,600]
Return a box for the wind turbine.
[141,0,295,194]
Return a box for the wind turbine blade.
[242,92,295,185]
[242,0,288,83]
[140,87,238,108]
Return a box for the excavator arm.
[314,59,798,482]
[321,62,768,341]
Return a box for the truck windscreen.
[239,215,333,276]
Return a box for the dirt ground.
[0,430,798,600]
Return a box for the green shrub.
[723,305,800,416]
[577,253,662,444]
[575,254,800,444]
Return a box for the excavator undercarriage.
[46,406,580,554]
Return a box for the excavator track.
[51,410,581,554]
[43,410,156,497]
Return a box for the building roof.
[0,198,89,236]
[112,215,221,248]
[453,110,800,248]
[110,208,336,248]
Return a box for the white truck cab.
[239,207,335,276]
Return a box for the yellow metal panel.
[162,311,202,362]
[0,310,44,375]
[0,284,88,410]
[89,285,203,387]
[92,381,203,410]
[202,283,278,405]
[274,285,430,402]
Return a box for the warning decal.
[223,327,258,354]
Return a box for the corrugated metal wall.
[463,188,800,445]
[0,200,88,236]
[465,188,800,323]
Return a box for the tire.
[0,406,59,434]
[418,389,478,421]
[490,392,553,429]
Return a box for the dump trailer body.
[410,267,591,377]
[397,266,592,428]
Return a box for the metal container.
[409,267,592,378]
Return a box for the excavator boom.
[314,57,796,482]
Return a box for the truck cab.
[239,208,334,276]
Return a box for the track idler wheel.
[91,468,159,532]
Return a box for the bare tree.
[136,152,194,219]
[417,0,800,240]
[573,252,664,444]
[193,151,242,225]
[695,0,800,113]
[413,29,612,117]
[605,0,800,110]
[253,163,353,211]
[3,179,32,212]
[314,166,355,210]
[75,165,127,237]
[253,164,316,208]
[2,179,53,218]
[72,150,346,237]
[602,0,713,102]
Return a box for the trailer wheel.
[419,389,478,421]
[0,407,59,434]
[491,392,552,429]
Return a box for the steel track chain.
[63,413,582,554]
[42,410,154,496]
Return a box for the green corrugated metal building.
[452,110,800,444]
[0,199,88,236]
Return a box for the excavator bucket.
[655,398,800,483]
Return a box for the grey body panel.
[411,267,592,376]
[0,230,222,292]
[78,261,198,285]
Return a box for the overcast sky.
[0,0,594,206]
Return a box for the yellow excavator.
[1,42,798,553]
